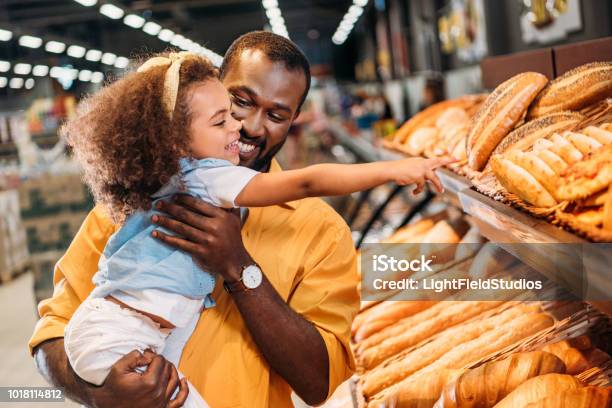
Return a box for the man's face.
[221,49,307,171]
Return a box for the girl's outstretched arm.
[235,157,455,207]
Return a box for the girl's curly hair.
[62,52,218,224]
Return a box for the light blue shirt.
[90,158,259,308]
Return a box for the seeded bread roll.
[528,62,612,118]
[492,111,584,156]
[467,72,548,170]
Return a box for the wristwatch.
[223,264,263,294]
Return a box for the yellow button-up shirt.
[29,161,359,407]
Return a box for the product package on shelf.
[18,171,93,254]
[0,189,30,283]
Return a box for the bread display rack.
[329,38,612,408]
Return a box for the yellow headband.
[137,51,196,119]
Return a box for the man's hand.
[151,195,331,405]
[151,195,250,282]
[34,338,188,408]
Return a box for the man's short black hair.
[220,31,311,110]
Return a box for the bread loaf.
[556,144,612,201]
[492,111,584,156]
[467,72,548,170]
[550,133,584,164]
[537,149,568,175]
[564,131,603,156]
[367,369,464,408]
[362,304,539,398]
[582,125,612,145]
[492,374,584,408]
[523,386,612,408]
[490,155,558,207]
[540,336,593,375]
[354,301,437,342]
[433,351,566,408]
[528,62,612,118]
[356,301,464,356]
[359,301,505,370]
[506,151,558,199]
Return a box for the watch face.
[242,265,262,289]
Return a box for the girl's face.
[188,79,242,164]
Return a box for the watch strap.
[223,278,248,294]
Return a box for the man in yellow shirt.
[30,31,359,407]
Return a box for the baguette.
[550,133,584,164]
[354,301,437,342]
[371,312,555,405]
[528,62,612,118]
[359,301,505,371]
[355,301,465,357]
[524,386,612,408]
[556,144,612,201]
[492,111,584,156]
[540,336,593,375]
[537,149,568,175]
[434,351,566,408]
[362,304,540,398]
[467,72,548,170]
[414,312,554,377]
[582,125,612,145]
[492,374,584,408]
[405,126,439,156]
[563,131,603,156]
[490,155,558,207]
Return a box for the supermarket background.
[0,0,611,407]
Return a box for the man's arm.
[152,197,336,405]
[34,339,189,408]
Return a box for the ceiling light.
[9,78,24,89]
[0,77,6,88]
[0,29,12,42]
[78,70,92,81]
[348,5,364,17]
[85,49,102,62]
[91,71,104,83]
[74,0,97,6]
[143,22,161,36]
[266,7,281,19]
[67,45,86,58]
[100,4,124,19]
[49,67,64,78]
[33,65,49,76]
[262,0,278,9]
[101,52,117,65]
[170,34,185,47]
[123,14,145,29]
[114,56,129,69]
[45,40,66,53]
[0,61,9,72]
[340,21,354,31]
[19,35,43,49]
[354,0,368,6]
[14,63,32,75]
[25,78,35,89]
[158,29,174,42]
[344,13,359,24]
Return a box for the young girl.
[62,51,453,406]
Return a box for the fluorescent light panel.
[19,35,43,49]
[14,63,32,75]
[123,14,145,28]
[33,65,49,76]
[45,40,66,53]
[0,60,9,72]
[0,77,6,87]
[74,0,97,6]
[101,52,117,65]
[143,22,161,35]
[100,4,124,19]
[0,29,12,42]
[9,77,24,89]
[25,78,35,89]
